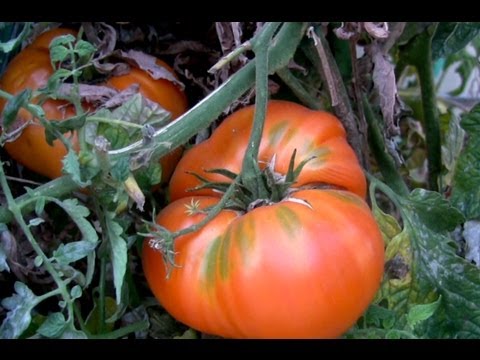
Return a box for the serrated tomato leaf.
[451,104,480,219]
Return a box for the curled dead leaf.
[364,22,389,39]
[57,84,118,104]
[118,49,185,90]
[371,42,400,136]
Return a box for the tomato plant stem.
[240,22,280,199]
[0,161,75,326]
[98,255,107,334]
[87,116,144,129]
[398,23,441,191]
[304,26,368,168]
[363,96,409,197]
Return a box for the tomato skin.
[0,28,187,181]
[169,100,367,201]
[143,189,384,338]
[0,29,79,179]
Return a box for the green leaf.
[373,207,402,245]
[70,285,82,300]
[49,112,86,134]
[451,104,480,219]
[34,197,46,217]
[111,157,130,182]
[98,124,130,150]
[405,188,464,232]
[49,34,76,48]
[432,22,480,60]
[52,240,97,265]
[74,40,96,61]
[62,149,91,187]
[0,23,32,53]
[52,198,98,244]
[111,93,171,127]
[45,68,72,94]
[407,296,442,330]
[363,305,396,329]
[105,212,128,304]
[37,312,67,338]
[135,163,162,189]
[0,282,38,339]
[399,189,480,338]
[2,89,32,130]
[59,324,88,339]
[49,45,70,63]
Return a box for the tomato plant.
[143,101,384,338]
[0,28,187,181]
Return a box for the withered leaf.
[82,22,117,58]
[371,42,400,136]
[364,22,389,39]
[118,49,184,90]
[57,84,118,104]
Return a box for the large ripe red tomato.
[0,28,187,181]
[143,101,384,338]
[143,190,384,338]
[169,100,366,201]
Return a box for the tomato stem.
[0,161,76,330]
[240,22,281,199]
[304,26,368,168]
[398,23,441,191]
[363,96,409,197]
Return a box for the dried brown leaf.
[82,22,117,58]
[103,84,140,109]
[118,49,184,90]
[215,22,235,53]
[57,84,118,104]
[92,61,130,76]
[364,22,389,39]
[371,42,400,136]
[333,22,362,40]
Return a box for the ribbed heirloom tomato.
[143,101,385,338]
[0,28,187,181]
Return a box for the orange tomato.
[0,28,187,182]
[143,101,384,338]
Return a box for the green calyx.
[187,149,315,213]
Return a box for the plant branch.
[363,96,409,196]
[399,23,441,191]
[240,22,281,199]
[0,161,75,323]
[304,26,368,169]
